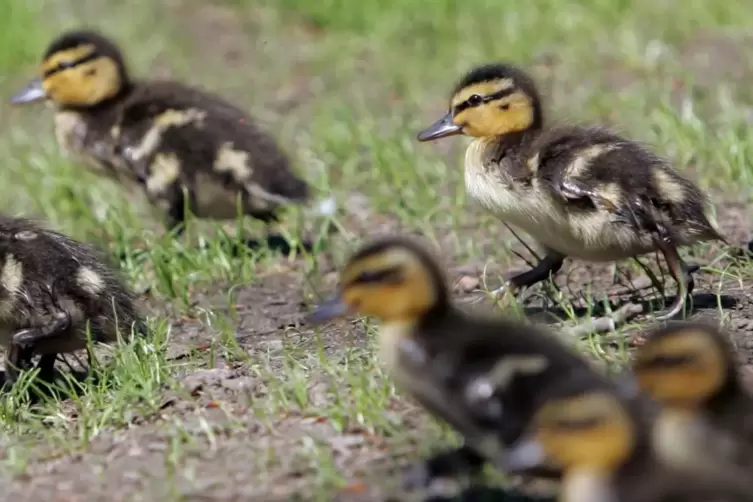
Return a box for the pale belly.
[464,168,658,262]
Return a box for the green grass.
[0,0,751,499]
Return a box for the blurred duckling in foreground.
[0,216,145,386]
[631,321,753,477]
[10,29,334,254]
[307,236,618,488]
[417,63,723,320]
[503,372,753,502]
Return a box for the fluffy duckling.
[503,372,753,502]
[631,321,753,477]
[417,63,724,320]
[11,29,331,254]
[307,236,617,487]
[0,215,145,386]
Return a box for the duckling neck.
[562,469,617,502]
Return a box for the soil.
[2,4,753,502]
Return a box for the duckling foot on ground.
[648,234,695,321]
[471,253,565,305]
[4,310,73,387]
[401,445,488,491]
[403,486,557,502]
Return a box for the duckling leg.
[652,236,694,321]
[4,311,72,386]
[488,252,565,301]
[401,445,487,490]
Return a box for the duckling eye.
[467,94,484,107]
[499,103,510,111]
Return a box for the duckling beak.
[503,434,547,474]
[417,112,463,141]
[307,294,351,325]
[10,77,47,104]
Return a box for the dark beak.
[417,112,463,142]
[502,434,548,474]
[306,294,351,325]
[10,77,47,105]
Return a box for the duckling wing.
[399,312,601,463]
[533,126,722,242]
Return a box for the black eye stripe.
[635,353,696,370]
[453,87,516,114]
[43,51,101,78]
[554,417,604,431]
[346,266,404,286]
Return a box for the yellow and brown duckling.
[10,29,332,254]
[503,372,753,502]
[417,63,724,320]
[0,215,146,386]
[631,321,753,477]
[307,236,617,488]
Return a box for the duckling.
[417,63,724,320]
[307,236,619,488]
[0,215,145,386]
[503,372,753,502]
[10,29,332,254]
[630,321,753,477]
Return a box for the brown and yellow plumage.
[632,321,753,477]
[418,63,724,320]
[0,215,145,387]
[11,29,316,253]
[504,371,753,502]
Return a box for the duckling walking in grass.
[417,63,724,320]
[307,236,617,490]
[631,321,753,477]
[0,216,145,387]
[503,372,753,502]
[11,29,332,254]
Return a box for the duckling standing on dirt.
[417,63,724,320]
[0,216,145,386]
[10,29,333,254]
[307,236,618,488]
[503,372,753,502]
[631,321,753,477]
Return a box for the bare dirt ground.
[2,2,753,502]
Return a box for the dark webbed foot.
[401,445,487,491]
[5,309,72,387]
[480,253,565,303]
[236,234,313,255]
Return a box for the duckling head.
[307,237,449,326]
[504,376,637,474]
[417,63,543,142]
[631,322,738,412]
[10,29,131,108]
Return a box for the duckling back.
[112,81,309,221]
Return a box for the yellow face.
[11,43,122,108]
[531,391,635,471]
[417,77,536,141]
[307,242,441,325]
[632,328,728,410]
